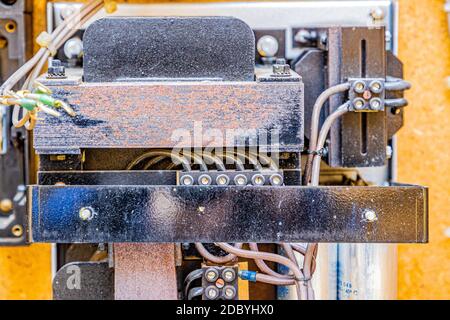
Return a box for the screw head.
[251,174,266,186]
[269,174,283,186]
[0,199,13,213]
[198,174,212,186]
[222,268,236,282]
[180,175,194,185]
[215,278,225,289]
[369,98,383,110]
[205,286,219,300]
[223,285,237,300]
[205,268,219,282]
[369,80,383,93]
[353,81,366,93]
[234,174,248,186]
[364,209,377,222]
[216,174,230,186]
[353,98,366,110]
[79,207,93,221]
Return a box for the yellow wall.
[0,0,448,300]
[397,0,450,300]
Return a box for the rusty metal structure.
[0,1,429,300]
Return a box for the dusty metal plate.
[30,183,428,243]
[83,17,255,82]
[33,81,304,154]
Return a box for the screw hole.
[5,21,16,33]
[11,225,23,237]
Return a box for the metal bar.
[114,243,178,300]
[29,184,428,243]
[33,81,304,154]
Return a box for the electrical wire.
[310,102,351,186]
[184,269,204,299]
[303,82,351,185]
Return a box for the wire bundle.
[0,0,106,130]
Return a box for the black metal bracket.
[29,176,428,243]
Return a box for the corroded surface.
[114,243,177,300]
[34,81,304,153]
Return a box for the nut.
[222,268,236,282]
[205,268,219,282]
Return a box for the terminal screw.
[234,174,248,186]
[222,268,236,282]
[205,268,219,282]
[251,174,266,186]
[180,175,194,185]
[205,286,219,300]
[269,174,284,186]
[198,174,212,186]
[216,174,230,186]
[223,285,237,300]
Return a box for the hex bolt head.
[251,174,266,186]
[269,174,284,186]
[223,285,237,300]
[272,58,291,76]
[364,209,378,222]
[216,174,230,186]
[79,207,93,221]
[205,286,219,300]
[353,81,366,93]
[180,175,194,185]
[234,174,248,186]
[353,98,366,110]
[222,268,236,282]
[198,174,212,186]
[369,80,383,93]
[205,268,219,282]
[369,98,383,110]
[0,198,13,213]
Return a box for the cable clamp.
[306,147,327,157]
[36,32,57,56]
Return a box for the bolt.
[251,174,266,186]
[11,225,23,237]
[79,207,93,221]
[205,268,219,282]
[198,174,212,186]
[223,285,236,300]
[0,198,13,213]
[216,174,230,186]
[371,7,385,20]
[222,268,236,282]
[369,98,383,110]
[205,286,219,300]
[353,98,366,110]
[369,80,383,93]
[234,174,247,186]
[47,59,66,79]
[364,209,377,222]
[353,81,366,93]
[180,175,194,185]
[272,58,291,76]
